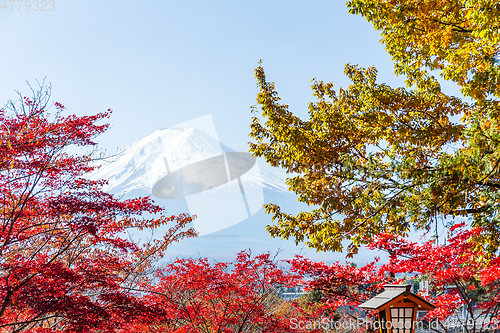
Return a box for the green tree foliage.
[249,0,500,256]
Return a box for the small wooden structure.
[359,284,435,333]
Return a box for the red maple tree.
[290,224,500,332]
[371,224,500,332]
[0,84,196,332]
[125,250,323,333]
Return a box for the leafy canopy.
[249,0,500,256]
[127,251,317,333]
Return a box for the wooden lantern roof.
[359,285,435,312]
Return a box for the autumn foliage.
[249,1,500,328]
[0,86,332,333]
[250,0,500,256]
[290,224,500,332]
[249,1,500,327]
[124,250,322,333]
[0,85,196,332]
[4,1,500,331]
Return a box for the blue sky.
[0,0,402,153]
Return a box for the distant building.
[280,286,307,300]
[419,280,429,296]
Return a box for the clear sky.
[0,0,405,154]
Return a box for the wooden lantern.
[359,284,435,333]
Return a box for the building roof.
[359,285,435,311]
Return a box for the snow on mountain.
[93,126,287,196]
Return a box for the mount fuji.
[91,125,357,263]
